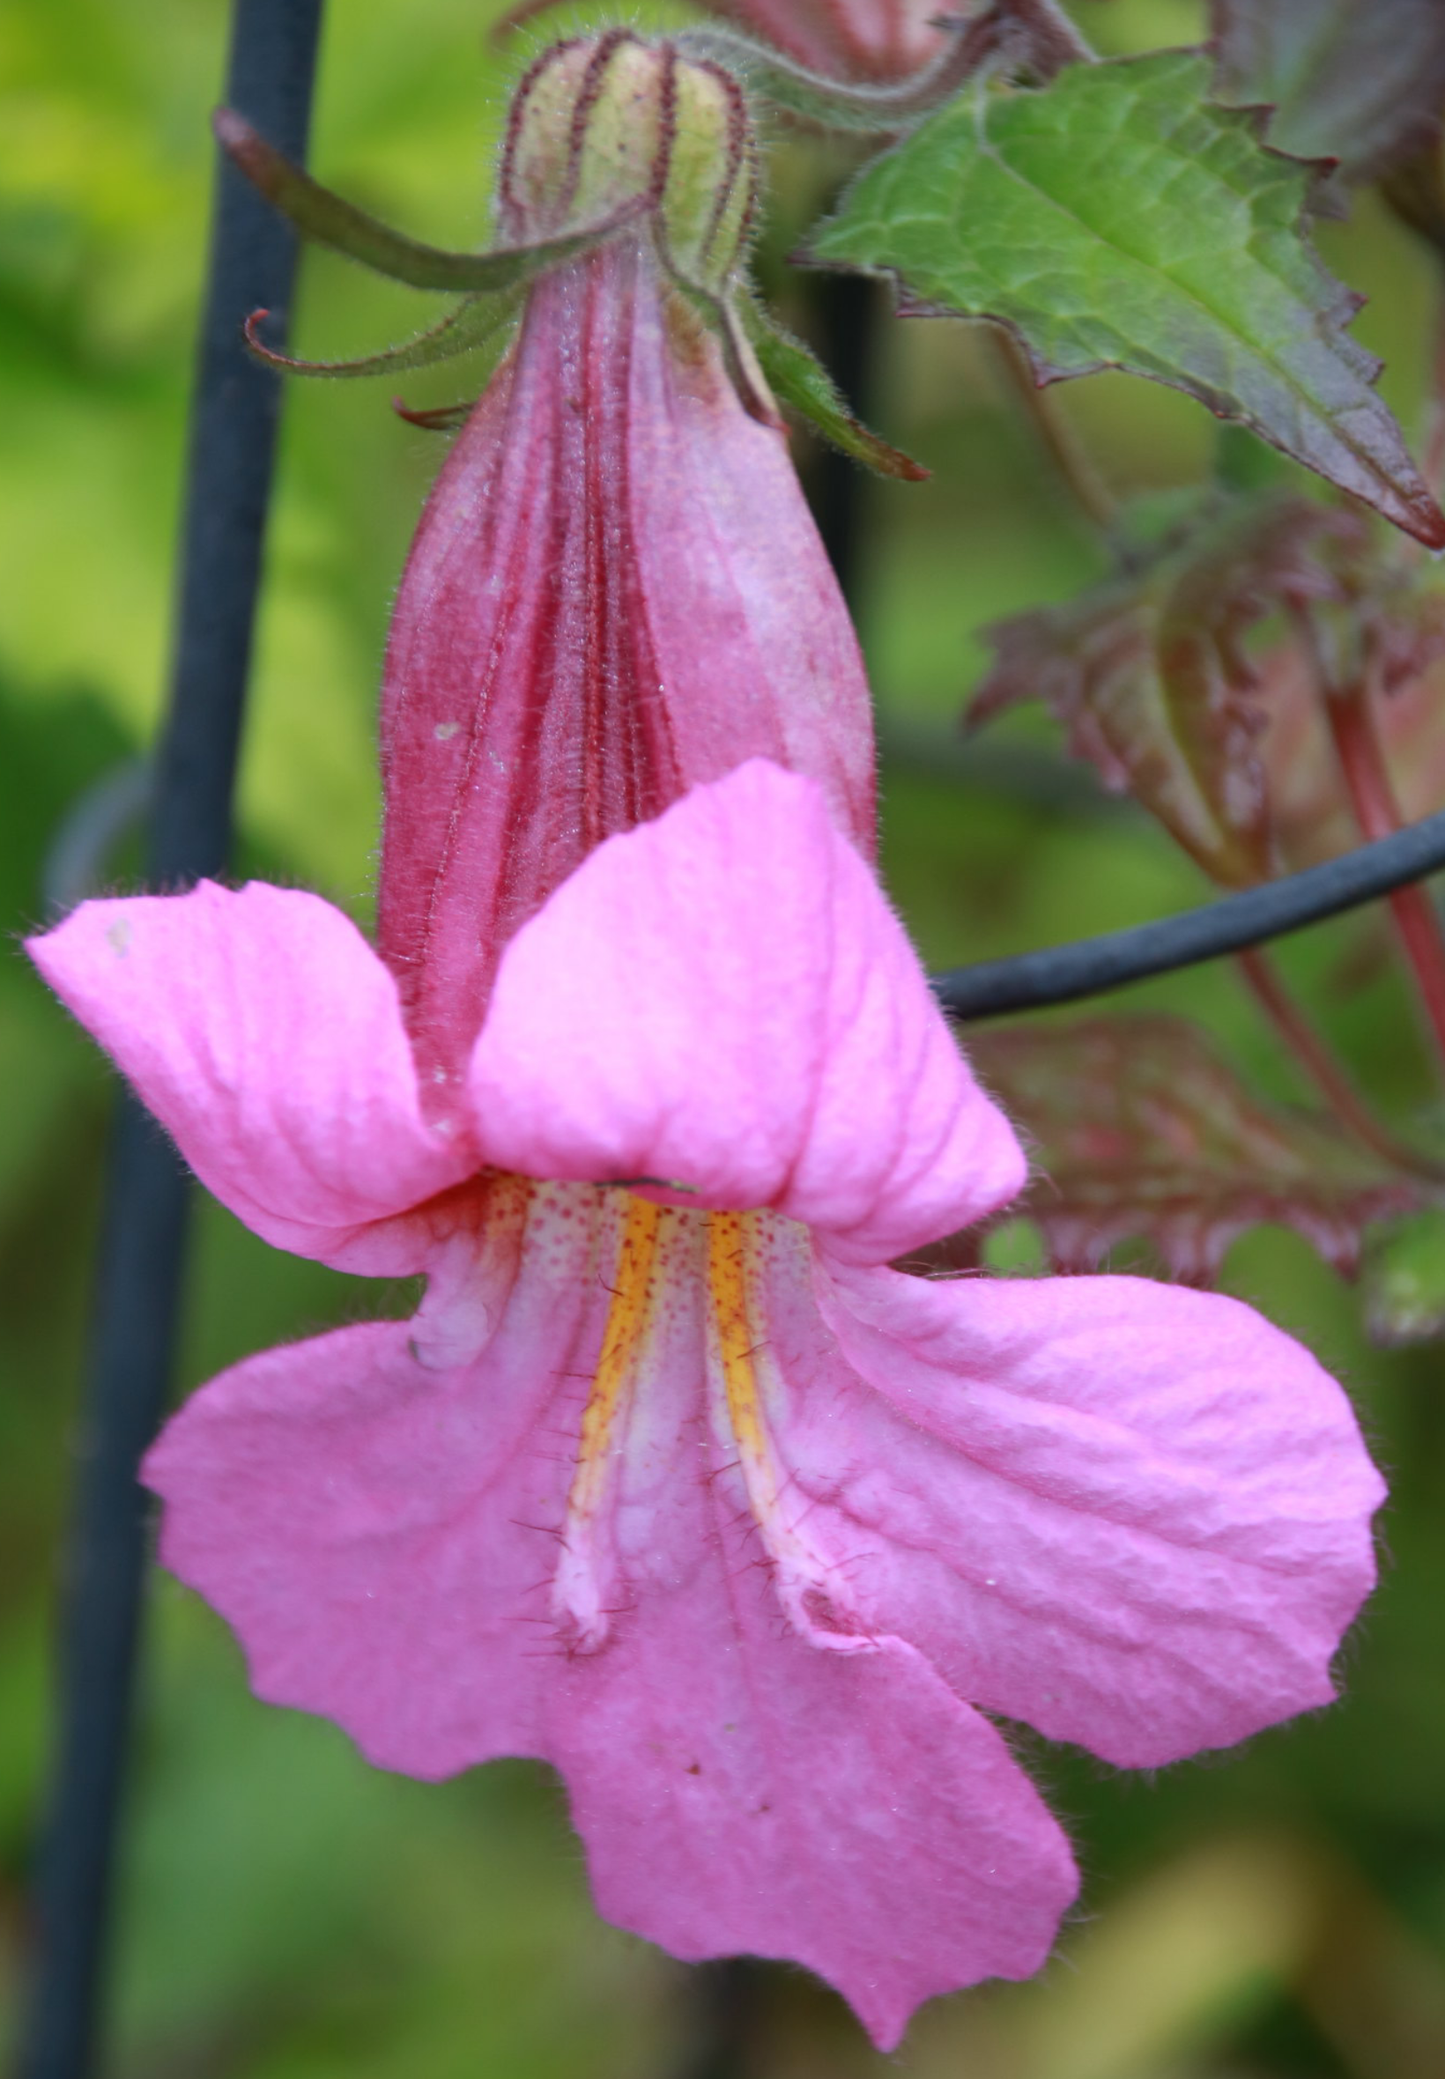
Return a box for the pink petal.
[378,238,875,1081]
[758,1236,1384,1767]
[467,761,1025,1259]
[27,882,470,1267]
[141,1180,603,1777]
[145,1187,1075,2044]
[553,1514,1077,2052]
[149,1319,538,1773]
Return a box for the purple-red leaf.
[963,1014,1420,1281]
[969,496,1361,887]
[1254,561,1445,870]
[1211,0,1445,184]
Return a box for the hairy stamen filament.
[707,1210,869,1649]
[707,1209,783,1524]
[552,1194,663,1649]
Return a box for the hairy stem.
[1321,651,1445,1072]
[990,328,1118,535]
[680,0,1084,137]
[1235,945,1444,1178]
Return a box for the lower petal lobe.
[774,1247,1384,1767]
[144,1181,1076,2044]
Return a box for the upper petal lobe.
[378,241,874,1079]
[466,760,1025,1257]
[28,881,471,1267]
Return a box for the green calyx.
[214,101,648,396]
[215,30,926,475]
[212,30,758,391]
[499,31,756,299]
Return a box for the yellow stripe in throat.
[706,1208,778,1520]
[553,1193,665,1649]
[568,1193,663,1527]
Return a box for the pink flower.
[30,760,1382,2047]
[697,0,948,82]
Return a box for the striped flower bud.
[499,30,756,296]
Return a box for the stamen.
[706,1212,872,1651]
[552,1194,663,1650]
[707,1209,781,1524]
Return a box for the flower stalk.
[677,0,1092,124]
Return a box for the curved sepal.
[215,108,648,293]
[391,396,476,432]
[740,294,928,480]
[244,293,515,379]
[665,273,784,430]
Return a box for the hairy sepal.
[739,295,928,479]
[215,109,647,295]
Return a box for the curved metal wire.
[934,807,1445,1020]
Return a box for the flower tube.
[368,32,876,1083]
[379,240,874,1083]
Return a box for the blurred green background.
[5,1,1445,2073]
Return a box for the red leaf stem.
[1234,945,1444,1178]
[1324,660,1445,1071]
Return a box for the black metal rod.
[15,5,324,2075]
[934,806,1445,1020]
[809,269,879,608]
[673,1961,763,2079]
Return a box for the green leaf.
[807,51,1445,547]
[1211,0,1445,181]
[959,1013,1421,1281]
[739,296,928,481]
[1363,1208,1445,1344]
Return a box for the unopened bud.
[499,31,755,294]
